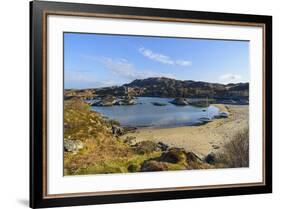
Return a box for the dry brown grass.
[216,128,249,168]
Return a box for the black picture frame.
[30,1,272,208]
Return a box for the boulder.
[205,152,217,164]
[92,96,116,106]
[133,141,159,154]
[185,152,202,163]
[141,160,169,172]
[170,98,189,106]
[159,148,187,163]
[151,102,167,106]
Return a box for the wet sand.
[121,104,248,158]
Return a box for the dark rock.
[156,142,169,151]
[205,152,216,164]
[112,125,124,136]
[199,117,212,123]
[128,164,140,172]
[170,98,189,106]
[159,148,187,163]
[185,152,202,163]
[141,160,169,172]
[151,102,167,106]
[123,126,137,133]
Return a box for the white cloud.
[219,73,242,83]
[139,47,174,64]
[100,57,175,80]
[175,60,192,66]
[139,47,192,67]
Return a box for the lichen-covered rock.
[64,139,84,154]
[133,141,159,154]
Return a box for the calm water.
[91,97,220,128]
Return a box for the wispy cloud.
[139,47,173,64]
[175,60,192,66]
[81,54,175,82]
[100,57,175,80]
[219,73,242,83]
[138,47,192,67]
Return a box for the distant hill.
[87,77,249,99]
[64,77,249,102]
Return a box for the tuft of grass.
[216,128,249,168]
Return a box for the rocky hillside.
[66,77,249,101]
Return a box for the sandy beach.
[122,104,249,158]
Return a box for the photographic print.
[30,1,272,207]
[63,33,250,175]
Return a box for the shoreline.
[121,104,248,157]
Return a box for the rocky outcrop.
[132,141,160,154]
[140,147,210,172]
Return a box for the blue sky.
[64,33,249,89]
